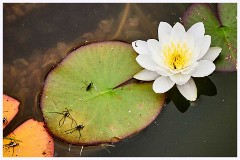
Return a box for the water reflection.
[166,77,217,113]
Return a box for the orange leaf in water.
[3,94,20,129]
[3,119,54,157]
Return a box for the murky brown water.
[3,3,236,157]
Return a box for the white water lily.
[132,22,221,101]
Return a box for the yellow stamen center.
[162,41,192,70]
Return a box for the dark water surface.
[3,3,236,157]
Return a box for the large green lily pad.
[182,3,237,71]
[40,41,165,145]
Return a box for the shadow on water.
[166,76,217,113]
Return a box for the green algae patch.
[40,41,165,145]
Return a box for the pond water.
[3,3,237,157]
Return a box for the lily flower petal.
[171,22,186,41]
[158,22,172,42]
[201,47,222,62]
[147,39,163,65]
[134,69,159,81]
[191,60,215,77]
[181,62,199,75]
[184,33,195,51]
[153,76,175,93]
[161,33,171,45]
[132,40,150,55]
[176,78,197,101]
[197,35,211,60]
[136,55,158,71]
[155,66,173,76]
[170,74,191,85]
[187,22,205,39]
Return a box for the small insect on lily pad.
[3,94,20,129]
[3,118,54,157]
[40,41,165,145]
[182,3,237,71]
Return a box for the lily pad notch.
[40,41,165,146]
